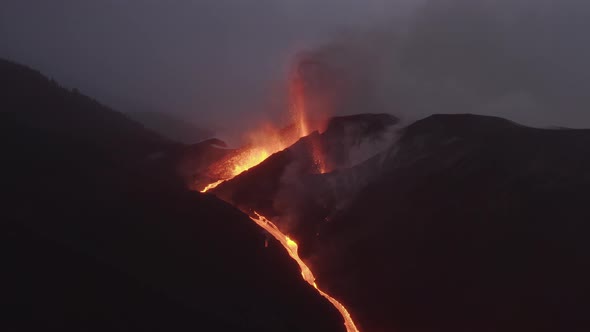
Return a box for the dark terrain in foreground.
[318,114,590,332]
[209,116,590,331]
[4,57,590,332]
[1,59,344,332]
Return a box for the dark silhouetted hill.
[1,59,344,332]
[128,111,214,144]
[211,113,399,255]
[209,112,590,332]
[314,114,590,332]
[0,58,172,158]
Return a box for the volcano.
[5,57,590,332]
[199,113,590,332]
[181,113,402,332]
[2,59,345,332]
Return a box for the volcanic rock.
[211,113,400,255]
[1,59,345,332]
[314,114,590,332]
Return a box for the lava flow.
[200,164,359,331]
[250,212,359,332]
[199,129,293,192]
[200,68,322,193]
[201,184,360,331]
[199,63,357,330]
[201,180,224,193]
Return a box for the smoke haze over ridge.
[2,0,590,140]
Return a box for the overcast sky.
[2,0,590,136]
[0,1,417,131]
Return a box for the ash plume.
[291,0,590,129]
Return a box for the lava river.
[198,67,359,332]
[201,176,360,332]
[249,212,359,332]
[199,137,360,332]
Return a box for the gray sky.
[2,0,590,136]
[0,0,416,131]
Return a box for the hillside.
[1,59,345,332]
[127,111,214,144]
[316,114,590,332]
[209,112,590,331]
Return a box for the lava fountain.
[200,64,325,193]
[199,123,301,192]
[200,136,359,331]
[198,64,359,330]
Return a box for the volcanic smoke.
[199,65,359,331]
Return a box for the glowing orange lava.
[200,127,296,193]
[198,60,333,193]
[223,136,282,179]
[250,212,360,332]
[201,180,224,193]
[291,72,310,138]
[198,65,357,330]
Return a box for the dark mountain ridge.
[7,56,590,332]
[2,59,344,332]
[127,111,214,144]
[209,111,590,332]
[314,114,590,332]
[1,58,171,157]
[211,113,400,256]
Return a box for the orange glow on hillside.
[200,180,224,193]
[225,145,272,179]
[198,61,358,331]
[200,124,302,193]
[199,66,330,192]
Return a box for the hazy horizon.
[2,0,590,140]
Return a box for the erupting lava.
[201,175,359,331]
[201,180,224,193]
[290,69,311,138]
[200,67,325,193]
[198,62,357,331]
[250,212,360,332]
[199,127,297,192]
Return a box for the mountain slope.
[208,112,590,331]
[127,111,214,144]
[315,114,590,332]
[210,114,399,255]
[1,59,345,332]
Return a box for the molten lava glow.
[290,71,330,174]
[229,148,271,177]
[200,123,328,193]
[250,212,360,332]
[201,180,224,193]
[291,75,310,138]
[198,64,355,329]
[198,61,332,192]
